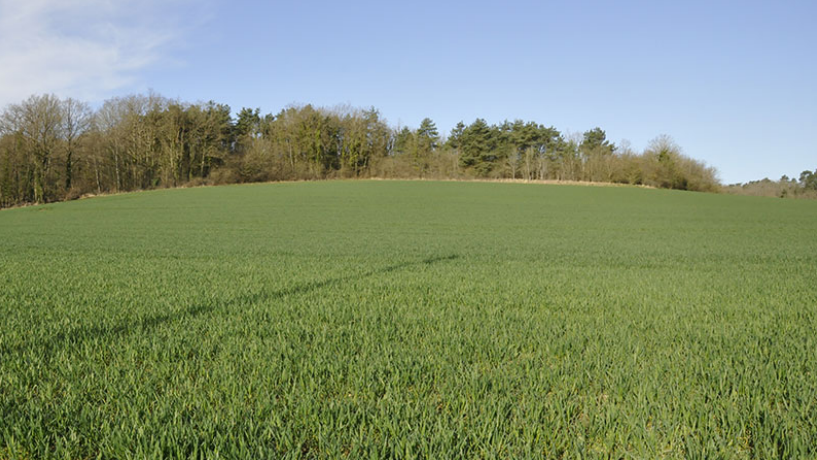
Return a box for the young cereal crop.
[1,180,816,458]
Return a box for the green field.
[1,180,816,458]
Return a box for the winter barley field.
[1,180,816,459]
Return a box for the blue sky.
[0,0,814,183]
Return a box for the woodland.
[1,93,813,208]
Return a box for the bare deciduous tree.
[1,94,63,202]
[61,98,92,191]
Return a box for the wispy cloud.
[0,0,197,108]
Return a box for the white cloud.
[0,0,195,108]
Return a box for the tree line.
[0,92,726,208]
[725,171,817,199]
